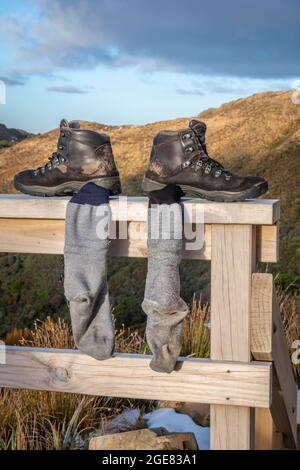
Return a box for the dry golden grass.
[181,296,210,359]
[277,287,300,379]
[0,300,210,450]
[1,286,299,449]
[1,319,149,450]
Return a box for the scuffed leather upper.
[146,119,265,192]
[15,119,119,187]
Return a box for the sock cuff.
[70,182,111,206]
[148,184,184,206]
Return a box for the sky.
[0,0,299,133]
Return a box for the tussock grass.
[1,287,299,449]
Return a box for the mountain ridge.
[0,123,32,148]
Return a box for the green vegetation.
[0,302,209,450]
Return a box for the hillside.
[0,91,299,196]
[0,123,32,149]
[0,91,299,335]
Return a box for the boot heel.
[110,179,122,195]
[92,177,122,195]
[141,177,168,194]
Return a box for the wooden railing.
[0,194,298,450]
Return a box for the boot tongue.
[69,120,80,129]
[60,118,69,128]
[189,119,207,143]
[59,118,80,129]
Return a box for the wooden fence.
[0,194,298,450]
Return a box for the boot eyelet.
[58,146,64,150]
[183,133,191,141]
[182,161,190,168]
[185,146,194,153]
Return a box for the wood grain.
[210,224,255,450]
[251,273,297,447]
[0,347,271,408]
[0,218,277,262]
[0,194,280,224]
[254,408,283,450]
[256,224,279,263]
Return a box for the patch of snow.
[145,408,210,450]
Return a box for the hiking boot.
[14,119,121,196]
[142,119,268,202]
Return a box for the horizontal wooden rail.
[0,195,280,224]
[0,347,272,408]
[0,196,279,262]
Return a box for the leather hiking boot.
[14,119,121,196]
[142,119,268,202]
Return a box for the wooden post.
[251,273,298,448]
[255,408,283,450]
[210,224,255,449]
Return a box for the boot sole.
[14,176,122,197]
[141,177,268,202]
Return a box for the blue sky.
[0,0,299,133]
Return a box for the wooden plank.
[0,219,65,254]
[251,274,283,450]
[251,273,297,447]
[210,224,255,450]
[0,194,280,225]
[0,347,271,407]
[0,218,277,262]
[251,274,273,361]
[211,225,254,360]
[255,408,283,450]
[270,369,296,449]
[256,224,279,263]
[297,390,300,424]
[0,218,210,258]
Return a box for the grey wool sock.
[64,183,114,360]
[142,195,189,373]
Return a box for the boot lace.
[34,152,67,175]
[34,130,68,175]
[186,133,232,180]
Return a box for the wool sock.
[142,185,189,373]
[64,182,114,360]
[148,184,184,205]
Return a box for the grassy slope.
[0,91,299,335]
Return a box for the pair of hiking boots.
[14,118,268,202]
